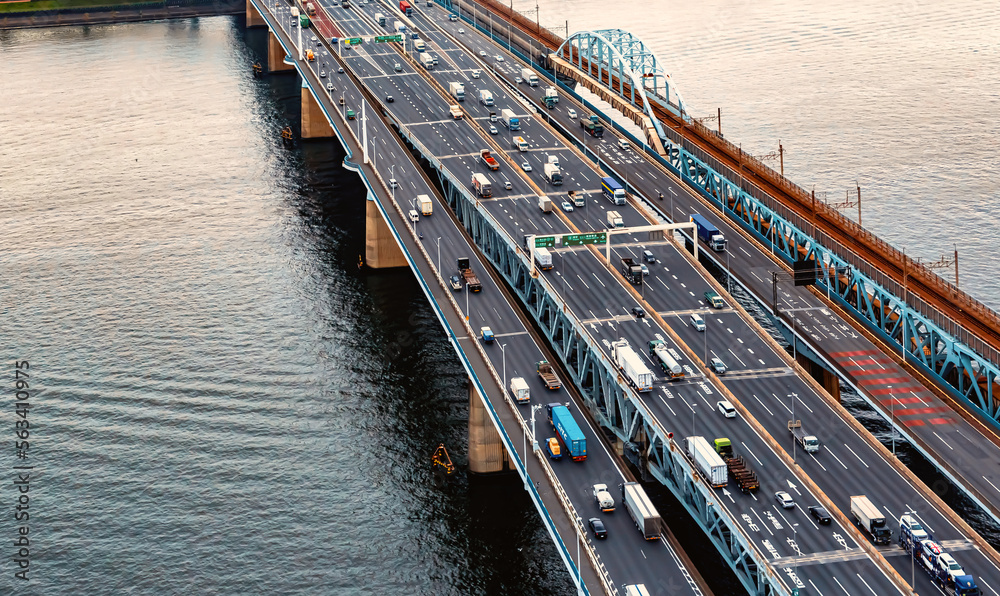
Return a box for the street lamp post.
[727,249,731,293]
[574,515,584,595]
[390,164,396,204]
[436,237,442,275]
[790,391,797,462]
[669,188,677,223]
[465,281,470,321]
[500,342,508,396]
[691,402,697,436]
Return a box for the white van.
[408,209,420,223]
[618,138,630,151]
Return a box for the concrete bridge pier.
[267,29,294,73]
[364,197,408,269]
[468,382,512,474]
[246,0,266,27]
[301,84,334,139]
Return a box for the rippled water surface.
[2,0,999,593]
[0,19,568,595]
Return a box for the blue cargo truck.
[547,403,586,461]
[601,177,626,205]
[689,213,726,252]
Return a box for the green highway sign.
[534,236,555,248]
[375,34,403,43]
[346,37,363,45]
[563,232,607,246]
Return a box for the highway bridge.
[247,0,1000,594]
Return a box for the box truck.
[612,339,654,392]
[602,177,626,205]
[520,67,538,86]
[690,213,727,252]
[533,246,553,270]
[416,194,432,216]
[547,403,586,460]
[509,377,530,404]
[685,436,728,488]
[621,482,661,540]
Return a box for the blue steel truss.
[556,29,688,140]
[548,26,1000,426]
[388,119,793,596]
[662,138,1000,422]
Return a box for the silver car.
[774,491,795,509]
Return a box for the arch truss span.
[556,29,687,137]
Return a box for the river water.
[0,0,998,593]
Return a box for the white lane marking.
[728,349,747,366]
[855,573,879,596]
[658,395,677,417]
[842,443,870,468]
[808,578,826,596]
[741,441,764,467]
[824,445,849,470]
[752,394,775,417]
[832,576,851,595]
[933,431,954,450]
[592,272,606,287]
[809,452,827,471]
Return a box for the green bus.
[299,14,310,28]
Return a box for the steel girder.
[555,29,677,140]
[390,121,791,596]
[661,136,1000,421]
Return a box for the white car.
[326,82,334,91]
[489,125,498,135]
[710,357,727,375]
[560,201,574,212]
[458,27,465,34]
[717,400,736,418]
[567,108,577,119]
[311,35,318,42]
[495,55,504,62]
[515,76,523,84]
[521,161,532,172]
[389,178,399,189]
[320,71,327,78]
[899,515,928,541]
[938,554,966,584]
[640,264,649,276]
[471,69,481,78]
[618,138,630,151]
[408,209,419,223]
[479,50,487,58]
[504,181,512,190]
[774,491,795,509]
[690,313,706,331]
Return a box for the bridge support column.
[797,352,841,402]
[245,0,266,27]
[267,30,293,73]
[301,85,334,139]
[364,197,407,269]
[468,382,511,474]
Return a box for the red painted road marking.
[851,368,899,376]
[902,419,926,427]
[858,376,913,386]
[928,417,957,425]
[893,407,951,417]
[843,358,894,367]
[830,350,880,358]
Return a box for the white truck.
[537,195,553,213]
[787,420,820,453]
[624,586,651,596]
[850,495,891,544]
[520,67,538,86]
[512,136,528,152]
[533,246,553,270]
[449,105,463,119]
[479,89,494,106]
[394,20,406,33]
[607,210,624,228]
[413,39,425,52]
[621,482,661,540]
[543,86,558,103]
[416,194,432,216]
[448,82,465,101]
[593,483,615,512]
[472,172,491,197]
[419,53,434,69]
[509,377,530,403]
[547,155,559,167]
[685,436,728,488]
[543,163,563,186]
[612,339,653,392]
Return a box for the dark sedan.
[808,505,832,525]
[588,517,607,539]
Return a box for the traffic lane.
[384,8,1000,592]
[610,332,889,567]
